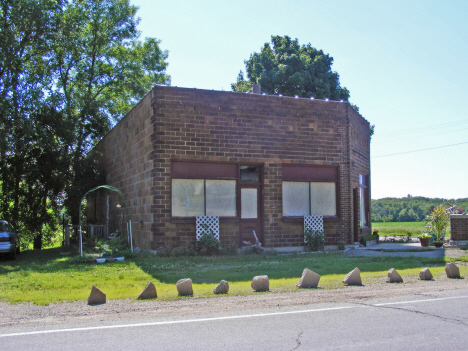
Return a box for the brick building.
[89,85,371,250]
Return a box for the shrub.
[196,231,221,256]
[219,244,238,255]
[109,235,129,253]
[157,245,175,257]
[304,229,325,252]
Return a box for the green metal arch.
[79,185,130,256]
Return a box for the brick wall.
[348,105,372,240]
[450,215,468,241]
[94,92,155,249]
[148,86,369,249]
[93,86,371,250]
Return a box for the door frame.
[353,187,359,243]
[238,164,264,246]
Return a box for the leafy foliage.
[232,35,350,101]
[304,229,325,252]
[231,70,253,93]
[424,204,450,242]
[196,229,221,256]
[0,0,170,248]
[372,197,468,222]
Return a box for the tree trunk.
[33,232,42,250]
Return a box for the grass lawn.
[372,221,427,237]
[2,246,467,305]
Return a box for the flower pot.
[433,242,444,248]
[419,237,430,247]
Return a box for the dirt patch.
[1,275,467,329]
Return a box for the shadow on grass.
[0,246,451,285]
[0,246,83,274]
[131,251,449,284]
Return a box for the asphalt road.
[2,289,468,351]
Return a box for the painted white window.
[241,188,258,219]
[206,180,236,217]
[172,179,236,217]
[310,182,336,216]
[282,182,309,216]
[172,179,205,217]
[283,181,336,217]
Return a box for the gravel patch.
[1,272,468,329]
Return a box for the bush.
[304,229,325,252]
[109,235,129,253]
[219,244,238,255]
[156,245,175,257]
[196,231,221,256]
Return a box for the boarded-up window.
[241,188,258,219]
[172,179,205,217]
[172,179,237,217]
[206,180,236,217]
[283,181,336,216]
[310,182,336,216]
[282,182,309,216]
[171,161,238,218]
[282,164,338,217]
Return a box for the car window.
[0,222,9,232]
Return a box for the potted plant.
[419,233,431,247]
[424,204,450,247]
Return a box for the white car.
[0,220,20,260]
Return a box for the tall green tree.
[0,0,62,237]
[232,35,350,100]
[0,0,170,248]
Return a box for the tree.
[0,0,170,248]
[0,0,63,243]
[231,70,252,93]
[232,35,350,101]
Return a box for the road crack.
[290,328,303,351]
[352,301,468,328]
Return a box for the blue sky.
[131,0,468,200]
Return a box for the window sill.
[171,217,240,224]
[283,216,340,223]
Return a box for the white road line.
[0,306,359,338]
[374,295,468,306]
[1,295,467,338]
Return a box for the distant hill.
[371,196,468,222]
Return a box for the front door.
[239,165,263,246]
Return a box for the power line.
[372,141,468,158]
[379,119,468,138]
[375,126,468,145]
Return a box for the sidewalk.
[345,241,445,257]
[356,242,437,251]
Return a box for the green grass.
[372,221,426,236]
[372,221,452,238]
[2,246,466,305]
